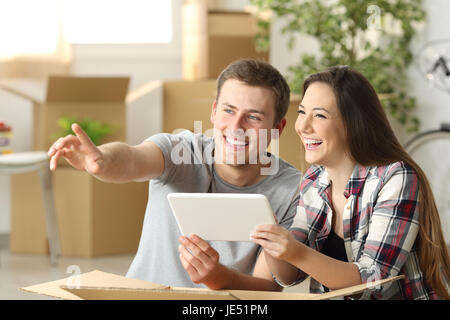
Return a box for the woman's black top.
[321,230,348,292]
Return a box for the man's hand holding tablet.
[168,193,278,289]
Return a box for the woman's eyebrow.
[298,104,330,114]
[313,107,330,114]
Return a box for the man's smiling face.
[210,79,280,166]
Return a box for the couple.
[48,59,449,299]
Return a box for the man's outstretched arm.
[48,123,165,183]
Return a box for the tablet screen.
[167,193,277,241]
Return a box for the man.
[48,59,301,291]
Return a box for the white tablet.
[167,193,277,241]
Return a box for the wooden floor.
[0,234,310,300]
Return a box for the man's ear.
[210,100,217,125]
[274,118,287,136]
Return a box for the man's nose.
[228,114,246,134]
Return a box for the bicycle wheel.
[405,129,450,246]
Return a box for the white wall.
[1,0,449,233]
[407,0,450,136]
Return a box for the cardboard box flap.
[0,78,47,104]
[21,270,404,300]
[309,275,405,300]
[61,275,404,300]
[20,270,167,300]
[46,76,130,102]
[228,290,317,300]
[230,275,404,300]
[61,286,316,301]
[126,80,162,104]
[61,286,235,300]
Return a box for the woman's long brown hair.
[303,66,450,299]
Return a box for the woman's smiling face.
[295,81,350,168]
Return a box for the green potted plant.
[250,0,425,132]
[51,115,114,146]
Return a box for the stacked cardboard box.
[207,10,269,79]
[182,2,269,80]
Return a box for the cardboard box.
[182,2,269,80]
[207,11,269,79]
[0,59,70,78]
[21,269,404,300]
[0,76,163,148]
[0,76,129,152]
[182,0,209,80]
[10,168,148,257]
[10,172,49,254]
[162,80,309,172]
[163,80,217,134]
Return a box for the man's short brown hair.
[216,59,290,126]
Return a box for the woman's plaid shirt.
[289,161,439,299]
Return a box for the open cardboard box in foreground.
[21,270,404,300]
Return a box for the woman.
[251,66,450,299]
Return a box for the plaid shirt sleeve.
[353,162,420,299]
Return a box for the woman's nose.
[296,114,313,136]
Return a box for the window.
[62,0,172,44]
[0,0,173,59]
[0,0,61,58]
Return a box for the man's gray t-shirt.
[126,130,301,288]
